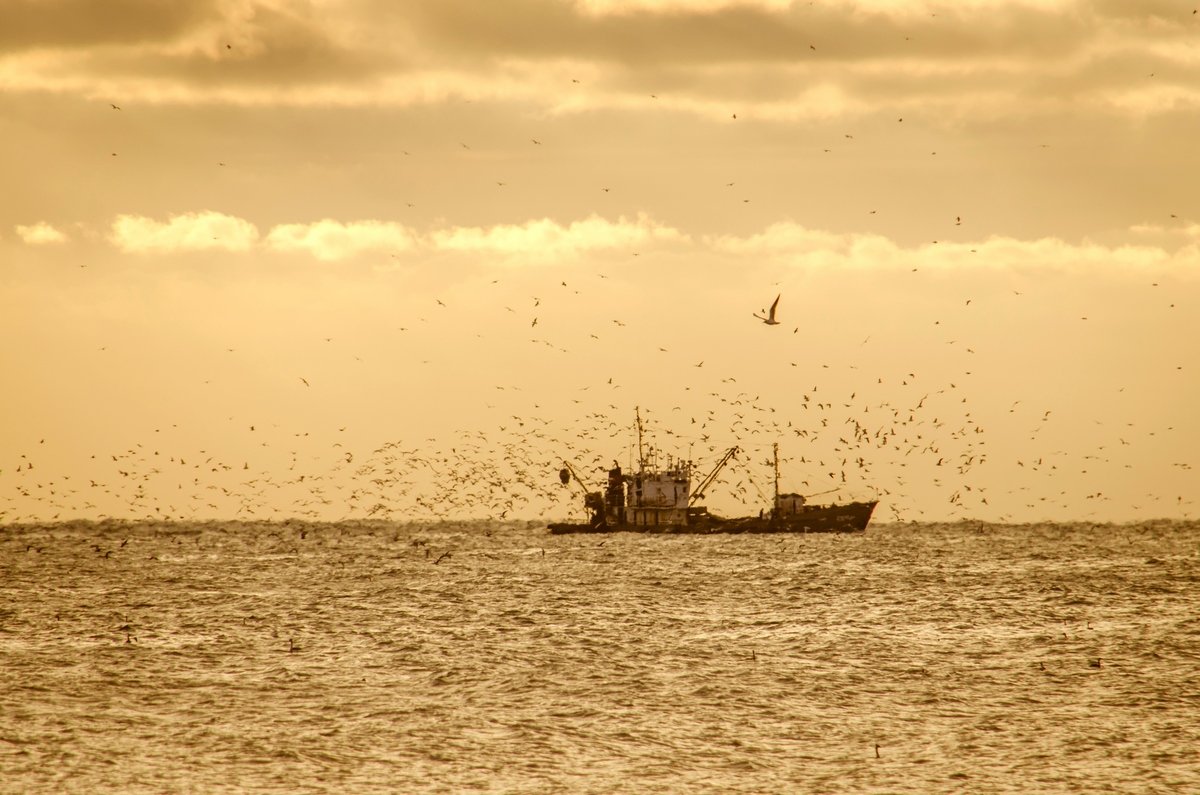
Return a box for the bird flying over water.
[754,295,781,325]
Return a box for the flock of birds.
[3,77,1195,528]
[5,242,1195,526]
[3,290,1192,526]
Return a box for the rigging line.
[746,476,768,504]
[665,433,785,449]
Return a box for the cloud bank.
[15,222,67,245]
[110,211,260,253]
[265,220,417,261]
[429,213,686,259]
[708,222,1194,275]
[100,211,1200,278]
[2,0,1198,120]
[106,212,686,262]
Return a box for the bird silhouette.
[754,295,781,325]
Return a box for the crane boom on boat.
[689,446,739,504]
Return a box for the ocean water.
[1,519,1198,794]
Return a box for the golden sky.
[2,0,1198,523]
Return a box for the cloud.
[577,0,1074,14]
[709,221,1198,277]
[2,0,1197,123]
[97,212,1200,278]
[0,1,395,106]
[576,0,793,13]
[1129,221,1200,242]
[265,220,417,261]
[15,222,67,245]
[429,213,687,260]
[100,212,685,262]
[0,0,217,52]
[109,211,259,253]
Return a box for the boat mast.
[772,443,780,510]
[635,406,646,471]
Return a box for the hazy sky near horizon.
[2,0,1198,524]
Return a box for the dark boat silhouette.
[548,410,877,535]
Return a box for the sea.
[1,519,1197,794]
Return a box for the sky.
[2,0,1198,525]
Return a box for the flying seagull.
[754,294,781,325]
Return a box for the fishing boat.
[547,410,877,535]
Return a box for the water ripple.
[1,520,1198,793]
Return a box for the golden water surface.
[2,520,1198,793]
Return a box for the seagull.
[754,295,781,325]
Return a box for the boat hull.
[548,500,877,535]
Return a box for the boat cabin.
[774,492,808,516]
[603,458,693,527]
